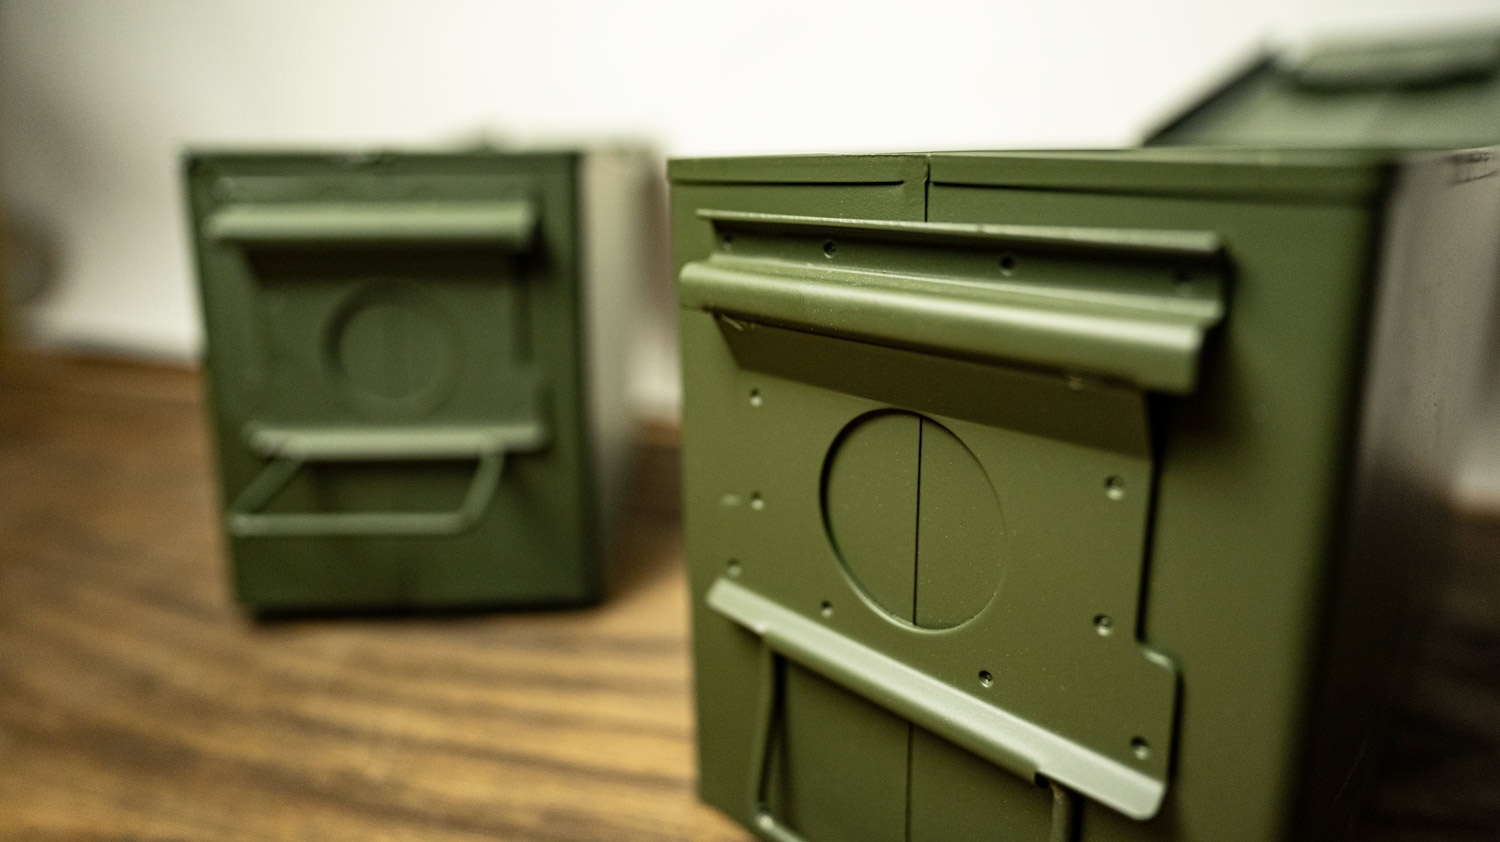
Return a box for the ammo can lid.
[928,147,1397,203]
[672,148,1396,203]
[1145,28,1500,149]
[668,153,927,184]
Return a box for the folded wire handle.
[746,646,1080,842]
[226,423,546,538]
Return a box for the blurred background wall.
[2,0,1498,495]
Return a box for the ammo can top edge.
[667,153,928,185]
[669,147,1418,203]
[928,147,1405,203]
[181,147,589,177]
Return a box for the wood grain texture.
[1353,516,1500,842]
[0,354,749,842]
[0,353,1495,841]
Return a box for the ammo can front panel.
[674,156,933,842]
[673,151,1486,841]
[927,154,1382,842]
[188,153,598,611]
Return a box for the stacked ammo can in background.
[670,147,1496,841]
[186,149,656,613]
[1148,30,1500,149]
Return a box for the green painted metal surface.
[1148,31,1500,148]
[185,150,635,613]
[672,148,1497,841]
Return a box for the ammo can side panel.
[183,155,259,607]
[925,171,1385,842]
[577,149,662,599]
[1298,148,1500,838]
[671,159,928,838]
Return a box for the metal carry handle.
[709,578,1165,823]
[746,645,1080,842]
[226,423,546,538]
[680,210,1226,395]
[227,451,503,538]
[206,199,539,249]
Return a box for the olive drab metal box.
[671,148,1497,841]
[1146,30,1500,148]
[186,150,653,612]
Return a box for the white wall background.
[3,0,1499,421]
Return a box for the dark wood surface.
[1354,517,1500,842]
[0,354,1495,841]
[0,354,748,842]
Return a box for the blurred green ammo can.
[670,147,1495,841]
[185,149,655,614]
[1148,29,1500,149]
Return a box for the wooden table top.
[0,354,749,842]
[0,353,1495,841]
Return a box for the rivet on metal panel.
[1131,738,1152,761]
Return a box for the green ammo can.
[185,149,654,613]
[1147,30,1500,148]
[670,148,1496,841]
